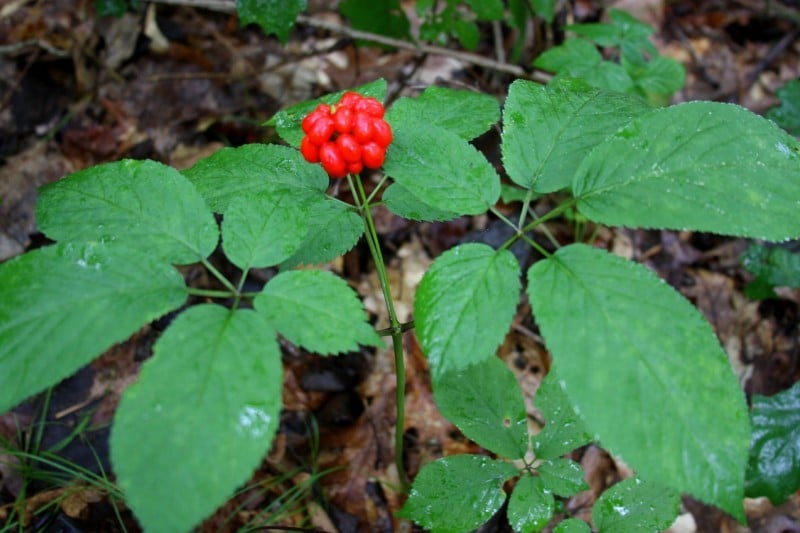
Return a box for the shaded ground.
[1,0,800,531]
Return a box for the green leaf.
[531,370,591,460]
[554,518,591,533]
[400,455,518,533]
[466,0,504,20]
[742,243,800,288]
[280,196,364,267]
[94,0,132,17]
[182,144,328,213]
[255,269,382,354]
[574,102,800,241]
[384,125,500,217]
[533,38,603,73]
[538,458,588,497]
[508,473,555,533]
[221,189,312,270]
[267,79,387,147]
[501,79,649,192]
[415,244,520,380]
[36,159,218,265]
[745,380,800,504]
[236,0,306,43]
[382,183,461,222]
[531,0,556,23]
[340,0,410,41]
[528,244,750,519]
[631,55,686,101]
[111,305,282,533]
[592,478,681,533]
[0,241,186,414]
[766,79,800,136]
[386,86,500,141]
[434,357,529,459]
[452,19,480,50]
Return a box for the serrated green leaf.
[236,0,305,43]
[745,380,800,504]
[554,518,591,533]
[280,196,364,267]
[383,125,500,217]
[267,79,387,147]
[531,370,591,460]
[574,102,800,241]
[531,0,556,23]
[400,455,518,533]
[501,79,649,192]
[0,242,186,413]
[528,244,750,519]
[766,79,800,136]
[222,189,312,270]
[533,38,603,73]
[632,55,686,100]
[416,244,520,380]
[537,458,588,497]
[453,19,480,50]
[434,357,528,459]
[593,477,681,533]
[383,183,460,221]
[111,304,281,533]
[36,160,218,265]
[182,144,328,213]
[255,269,381,354]
[340,0,410,41]
[742,243,800,288]
[385,86,500,141]
[508,473,554,533]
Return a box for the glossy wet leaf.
[528,244,750,519]
[386,86,500,141]
[554,518,591,532]
[416,244,520,380]
[0,242,186,413]
[383,125,501,217]
[434,357,528,459]
[745,380,800,504]
[221,189,312,270]
[236,0,305,43]
[111,305,281,533]
[280,196,364,268]
[592,477,681,532]
[537,458,588,497]
[501,79,649,192]
[507,473,554,533]
[255,269,382,354]
[268,79,387,147]
[182,144,328,213]
[382,183,460,222]
[37,159,218,265]
[400,455,518,533]
[531,370,591,460]
[574,102,800,241]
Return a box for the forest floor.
[1,0,800,531]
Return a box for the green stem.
[186,287,238,299]
[499,197,578,252]
[201,258,238,294]
[348,173,411,491]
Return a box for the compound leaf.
[37,159,218,265]
[0,242,186,413]
[745,380,800,504]
[508,473,555,533]
[416,244,520,380]
[528,244,750,520]
[111,305,282,533]
[434,357,528,459]
[574,102,800,241]
[236,0,305,43]
[400,455,518,533]
[255,269,382,354]
[592,478,681,533]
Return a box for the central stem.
[347,174,410,491]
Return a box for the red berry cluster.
[300,92,393,179]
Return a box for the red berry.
[319,142,347,178]
[307,116,335,145]
[353,112,374,143]
[333,106,354,134]
[301,105,330,133]
[300,136,320,163]
[347,161,364,175]
[361,142,385,169]
[355,97,384,118]
[339,91,363,108]
[371,119,393,147]
[336,134,362,163]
